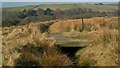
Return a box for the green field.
[3,4,118,12]
[3,5,36,11]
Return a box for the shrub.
[44,8,53,15]
[2,19,20,27]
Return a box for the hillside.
[3,4,118,12]
[3,5,37,11]
[35,4,118,12]
[2,16,118,66]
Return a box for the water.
[2,2,118,8]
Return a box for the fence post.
[82,18,84,31]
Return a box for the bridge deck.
[47,33,90,47]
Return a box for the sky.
[1,0,120,2]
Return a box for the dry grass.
[2,16,118,66]
[75,27,118,66]
[14,42,73,66]
[49,17,118,33]
[39,53,73,66]
[91,28,118,46]
[2,21,56,66]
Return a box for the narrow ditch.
[56,44,85,63]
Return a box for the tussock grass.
[14,40,73,66]
[39,52,73,66]
[91,28,118,46]
[75,27,118,66]
[3,16,118,66]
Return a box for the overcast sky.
[1,0,120,2]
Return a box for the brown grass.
[14,42,73,66]
[91,28,118,46]
[75,27,118,66]
[3,16,118,66]
[39,53,73,66]
[49,17,118,33]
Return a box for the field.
[2,16,118,66]
[3,5,37,11]
[3,4,118,12]
[35,4,118,12]
[1,2,119,66]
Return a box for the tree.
[99,3,104,5]
[44,8,53,15]
[25,9,37,17]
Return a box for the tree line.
[2,7,118,27]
